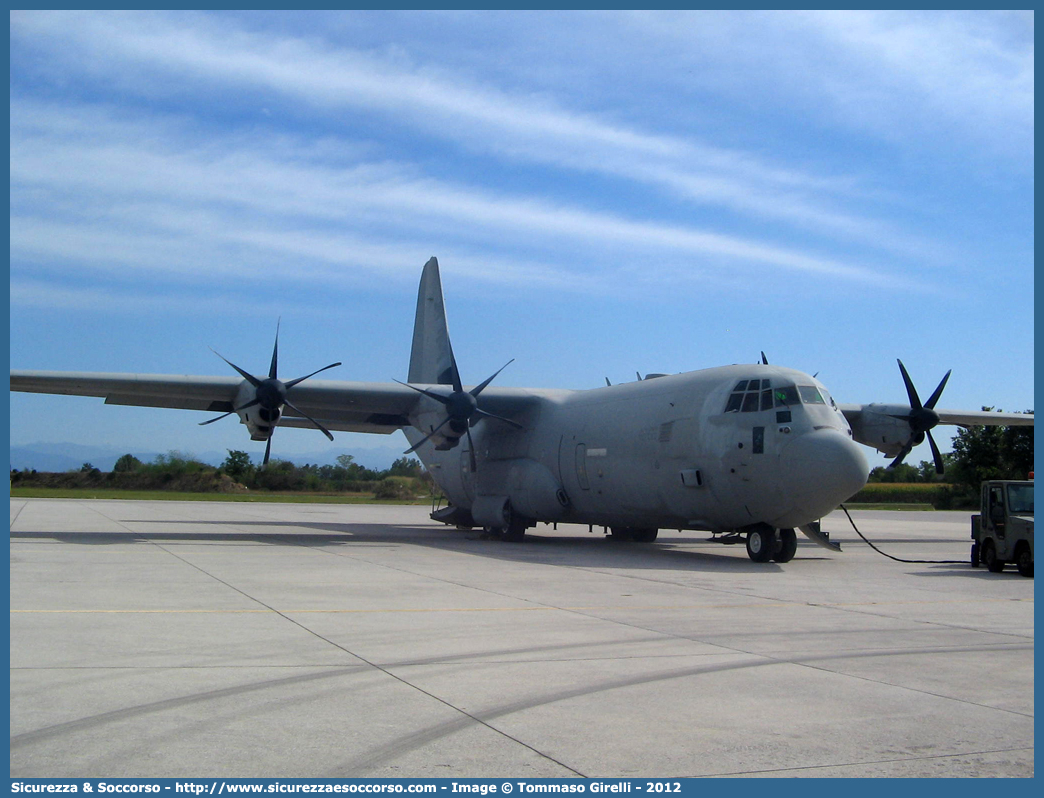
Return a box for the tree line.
[10,451,432,499]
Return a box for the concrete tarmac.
[9,499,1034,778]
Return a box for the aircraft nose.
[779,430,868,520]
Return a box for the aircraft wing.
[838,404,1034,429]
[9,370,547,435]
[9,370,424,434]
[928,408,1034,427]
[838,402,1033,462]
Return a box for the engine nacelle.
[409,407,467,451]
[849,404,915,457]
[233,382,280,441]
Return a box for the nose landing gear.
[744,524,797,563]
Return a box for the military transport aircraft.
[10,257,1034,563]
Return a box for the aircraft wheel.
[772,528,797,563]
[1015,544,1033,578]
[608,527,633,542]
[982,540,1005,573]
[631,528,658,543]
[502,517,527,543]
[745,525,776,563]
[970,542,980,567]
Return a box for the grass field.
[11,482,962,510]
[8,487,431,504]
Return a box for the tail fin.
[408,257,456,385]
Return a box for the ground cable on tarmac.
[840,504,967,564]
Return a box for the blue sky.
[9,10,1035,469]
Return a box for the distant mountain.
[9,442,408,473]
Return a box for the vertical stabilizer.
[408,257,456,384]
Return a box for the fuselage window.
[798,385,826,404]
[742,392,760,412]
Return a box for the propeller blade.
[474,408,524,430]
[211,348,261,387]
[447,346,464,394]
[890,359,952,473]
[393,379,451,406]
[269,319,280,380]
[924,370,952,410]
[284,361,342,390]
[199,411,235,426]
[470,359,515,398]
[263,436,273,466]
[465,425,477,473]
[761,351,769,365]
[896,359,923,411]
[404,416,452,454]
[927,430,945,474]
[889,442,914,469]
[200,396,263,424]
[284,400,335,441]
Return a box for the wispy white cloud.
[616,10,1032,162]
[11,98,915,293]
[9,10,942,256]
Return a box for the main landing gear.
[482,516,529,542]
[744,524,797,563]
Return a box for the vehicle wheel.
[745,525,776,563]
[970,542,980,567]
[502,517,527,543]
[1015,545,1033,578]
[982,540,1005,573]
[631,528,659,543]
[608,527,632,542]
[772,528,797,563]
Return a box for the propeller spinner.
[887,359,951,474]
[201,322,341,465]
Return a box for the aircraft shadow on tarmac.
[6,522,840,573]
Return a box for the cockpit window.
[798,385,825,405]
[725,379,773,413]
[773,386,799,407]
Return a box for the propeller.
[396,346,522,472]
[201,322,341,465]
[888,359,951,474]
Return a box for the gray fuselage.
[407,363,868,534]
